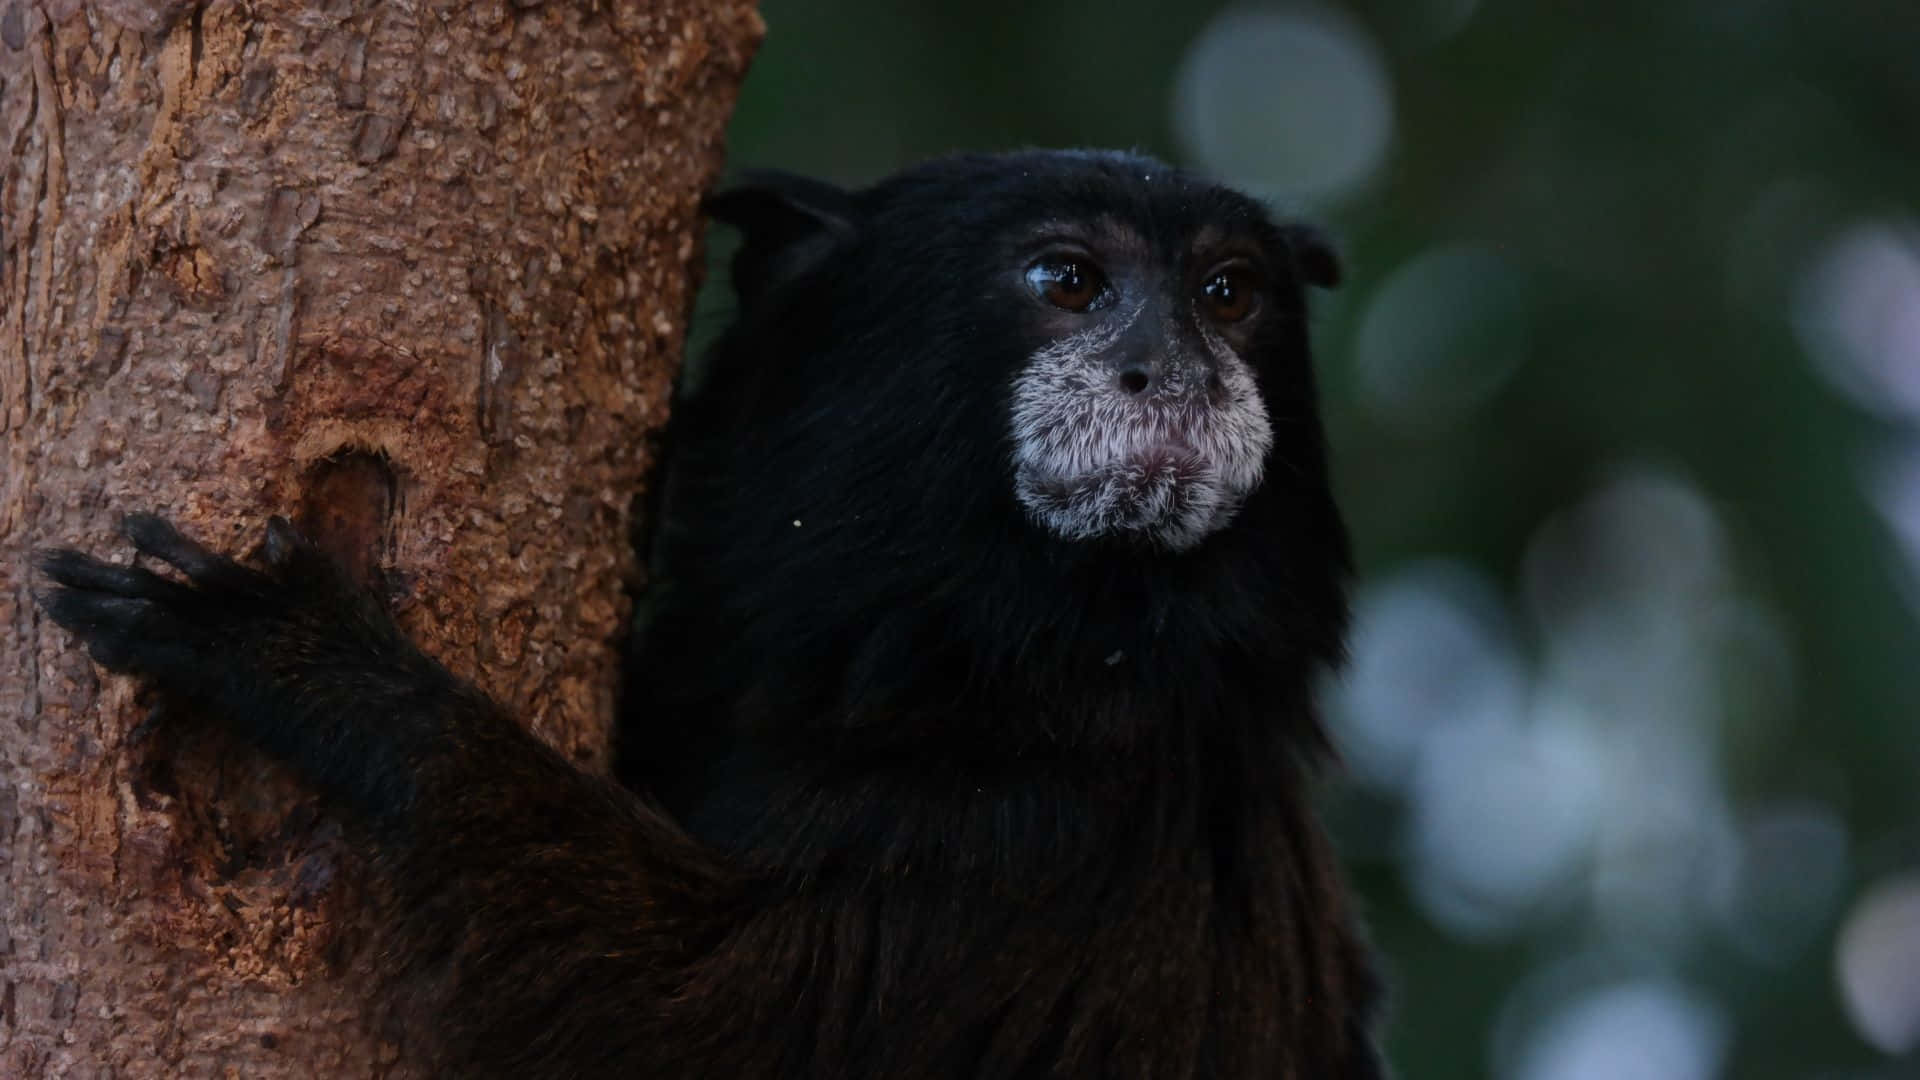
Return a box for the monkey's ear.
[705,171,859,306]
[1279,224,1343,290]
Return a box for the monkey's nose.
[1115,360,1200,399]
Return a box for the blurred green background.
[713,3,1920,1076]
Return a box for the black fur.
[38,150,1385,1078]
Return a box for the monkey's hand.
[35,513,474,823]
[40,514,382,689]
[38,515,735,1072]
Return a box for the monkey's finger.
[120,513,268,595]
[35,583,149,632]
[35,587,205,678]
[261,515,319,573]
[259,516,346,598]
[259,516,364,604]
[35,549,200,605]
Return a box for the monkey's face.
[703,152,1339,573]
[1005,224,1279,551]
[678,154,1350,727]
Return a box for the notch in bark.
[298,449,399,591]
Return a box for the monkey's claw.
[119,512,277,597]
[36,547,210,680]
[32,513,326,695]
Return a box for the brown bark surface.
[0,1,760,1074]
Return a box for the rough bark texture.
[0,1,761,1074]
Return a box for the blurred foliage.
[711,2,1920,1076]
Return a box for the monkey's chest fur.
[668,752,1375,1080]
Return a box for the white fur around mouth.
[1008,316,1273,551]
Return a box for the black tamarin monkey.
[37,150,1386,1078]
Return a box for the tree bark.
[0,1,760,1074]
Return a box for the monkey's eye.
[1200,266,1263,323]
[1026,258,1109,312]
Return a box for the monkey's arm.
[35,515,736,1073]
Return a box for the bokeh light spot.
[1709,802,1849,966]
[1836,872,1920,1055]
[1407,707,1606,940]
[1794,220,1920,422]
[1171,6,1393,202]
[1353,247,1533,432]
[1511,980,1729,1080]
[1330,561,1522,791]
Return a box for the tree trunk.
[0,1,760,1074]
